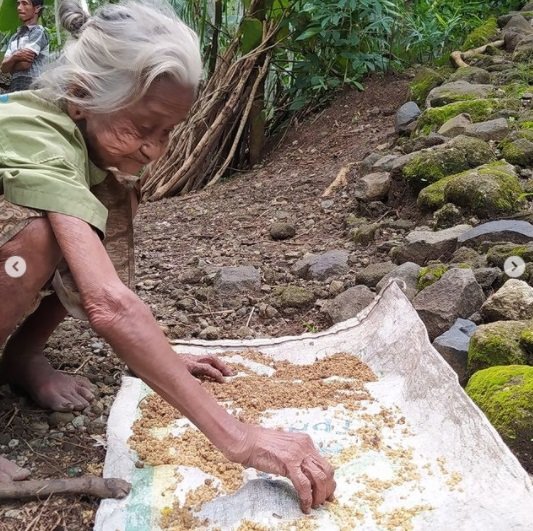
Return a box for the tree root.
[451,40,504,68]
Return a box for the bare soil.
[0,73,410,530]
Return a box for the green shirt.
[0,90,109,235]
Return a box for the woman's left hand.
[177,353,234,382]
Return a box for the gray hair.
[38,0,202,113]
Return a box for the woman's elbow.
[84,283,138,336]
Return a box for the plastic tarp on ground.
[94,283,533,530]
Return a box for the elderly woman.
[0,0,335,512]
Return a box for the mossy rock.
[487,243,533,268]
[416,98,521,135]
[433,202,463,229]
[416,263,449,291]
[463,17,498,51]
[417,174,455,211]
[466,365,533,471]
[403,136,495,191]
[449,66,491,85]
[426,81,495,108]
[274,285,315,308]
[467,321,530,376]
[519,329,533,364]
[444,161,524,218]
[409,67,446,106]
[501,137,533,166]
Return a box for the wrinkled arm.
[46,212,336,513]
[46,212,247,453]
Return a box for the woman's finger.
[301,457,328,508]
[191,363,225,383]
[200,355,234,376]
[287,466,313,514]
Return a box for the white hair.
[38,0,203,113]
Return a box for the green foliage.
[462,16,498,51]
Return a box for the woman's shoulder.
[0,90,86,170]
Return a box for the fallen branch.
[0,476,131,501]
[322,165,352,197]
[451,40,504,68]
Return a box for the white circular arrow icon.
[5,256,27,278]
[504,256,526,279]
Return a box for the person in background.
[1,0,49,92]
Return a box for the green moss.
[465,365,533,467]
[402,136,495,190]
[445,161,524,217]
[500,83,533,99]
[467,321,529,376]
[519,329,533,364]
[501,138,533,166]
[417,174,454,211]
[275,285,315,308]
[487,243,533,268]
[449,66,491,85]
[417,263,449,291]
[409,67,446,105]
[463,17,498,51]
[519,121,533,129]
[416,98,521,134]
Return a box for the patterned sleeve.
[24,26,49,55]
[3,34,17,58]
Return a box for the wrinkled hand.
[177,353,234,382]
[229,426,336,513]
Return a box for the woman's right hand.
[227,425,336,513]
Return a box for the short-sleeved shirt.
[5,25,49,91]
[0,90,109,235]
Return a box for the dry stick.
[450,39,504,68]
[322,164,353,197]
[0,477,131,501]
[206,56,272,188]
[152,64,256,199]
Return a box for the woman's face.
[70,78,195,174]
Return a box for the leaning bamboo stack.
[142,16,277,201]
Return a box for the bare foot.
[0,455,30,482]
[1,347,95,412]
[0,293,95,412]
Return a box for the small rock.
[458,220,533,247]
[90,340,105,351]
[371,154,399,172]
[179,267,204,284]
[270,222,296,241]
[354,172,391,202]
[275,285,315,308]
[88,417,107,435]
[322,286,375,324]
[376,262,421,301]
[361,152,383,174]
[451,247,486,267]
[8,439,19,449]
[292,250,349,280]
[433,203,463,229]
[329,280,345,295]
[30,421,49,436]
[199,326,221,340]
[72,415,85,429]
[433,318,477,385]
[438,113,472,137]
[414,269,485,340]
[464,118,509,142]
[213,266,261,294]
[356,262,396,288]
[176,297,196,311]
[350,223,380,246]
[474,267,503,292]
[67,466,83,478]
[391,225,472,265]
[235,326,255,339]
[395,101,421,134]
[481,279,533,321]
[48,411,75,428]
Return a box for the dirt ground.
[0,73,410,530]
